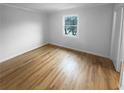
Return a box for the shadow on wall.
[0,4,47,62]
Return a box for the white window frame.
[63,15,79,38]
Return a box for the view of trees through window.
[64,16,78,37]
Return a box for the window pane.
[64,26,77,36]
[65,16,77,25]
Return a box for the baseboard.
[0,42,111,64]
[0,43,48,63]
[48,42,110,59]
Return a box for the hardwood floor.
[0,44,120,90]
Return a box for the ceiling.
[5,3,113,13]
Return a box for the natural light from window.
[64,15,78,37]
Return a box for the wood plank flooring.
[0,44,120,90]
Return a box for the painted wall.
[121,67,124,89]
[0,4,48,62]
[119,5,124,89]
[122,25,124,89]
[0,4,114,63]
[120,28,124,90]
[110,4,124,71]
[48,4,114,58]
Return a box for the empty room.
[0,2,124,90]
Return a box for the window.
[64,16,78,37]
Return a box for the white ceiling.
[5,3,113,13]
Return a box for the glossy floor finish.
[0,44,120,90]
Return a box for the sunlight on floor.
[61,57,79,76]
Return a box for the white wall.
[120,27,124,89]
[120,67,124,89]
[110,4,124,71]
[48,4,114,58]
[0,4,48,62]
[119,4,124,90]
[0,4,114,63]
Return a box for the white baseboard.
[0,43,48,63]
[0,42,110,63]
[49,42,110,59]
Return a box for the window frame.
[63,15,79,38]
